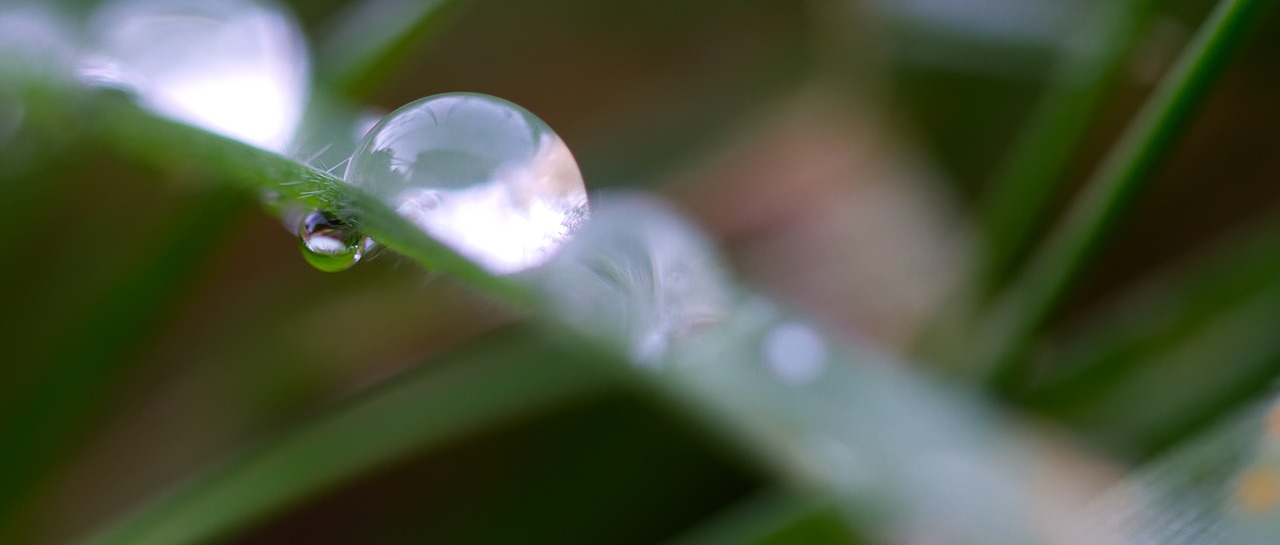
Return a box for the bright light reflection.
[84,0,309,152]
[393,133,587,274]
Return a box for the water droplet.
[297,210,369,273]
[346,92,589,275]
[80,0,309,152]
[532,194,734,365]
[762,321,828,386]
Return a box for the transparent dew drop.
[79,0,310,152]
[346,92,589,275]
[530,194,735,366]
[297,210,368,273]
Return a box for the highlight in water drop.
[80,0,310,152]
[346,92,589,274]
[297,210,371,273]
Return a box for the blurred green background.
[2,0,1280,543]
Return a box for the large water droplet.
[298,210,370,273]
[531,194,734,365]
[80,0,309,152]
[346,92,589,275]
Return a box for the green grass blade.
[0,189,246,538]
[75,329,620,545]
[973,0,1275,391]
[1026,214,1280,414]
[1087,406,1259,543]
[977,0,1157,292]
[663,492,859,545]
[92,95,531,304]
[1016,214,1280,458]
[316,0,467,99]
[78,88,1047,545]
[1043,283,1280,459]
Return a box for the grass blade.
[1026,214,1280,413]
[1017,214,1280,458]
[76,87,1056,545]
[0,189,246,539]
[974,0,1275,391]
[75,329,619,545]
[662,492,858,545]
[91,95,531,304]
[316,0,467,99]
[977,0,1157,291]
[1039,282,1280,459]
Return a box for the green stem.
[94,96,533,306]
[1025,214,1280,410]
[977,0,1274,391]
[0,190,246,539]
[662,492,858,545]
[75,329,619,545]
[977,0,1157,292]
[316,0,468,99]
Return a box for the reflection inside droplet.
[81,0,309,152]
[297,210,370,273]
[763,321,828,386]
[346,93,589,274]
[531,194,734,365]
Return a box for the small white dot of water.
[763,321,827,386]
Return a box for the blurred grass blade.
[84,88,1048,545]
[1028,281,1280,459]
[1019,215,1280,460]
[0,189,246,538]
[662,492,858,545]
[77,329,619,545]
[1225,400,1280,543]
[974,0,1275,391]
[1087,404,1260,544]
[977,0,1157,292]
[1026,214,1280,413]
[316,0,466,99]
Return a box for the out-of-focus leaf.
[971,0,1276,391]
[663,492,859,545]
[0,189,247,540]
[316,0,467,99]
[1087,403,1260,544]
[1024,215,1280,459]
[977,0,1159,291]
[1224,400,1280,543]
[76,328,622,545]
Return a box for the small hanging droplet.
[297,210,369,273]
[346,92,589,274]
